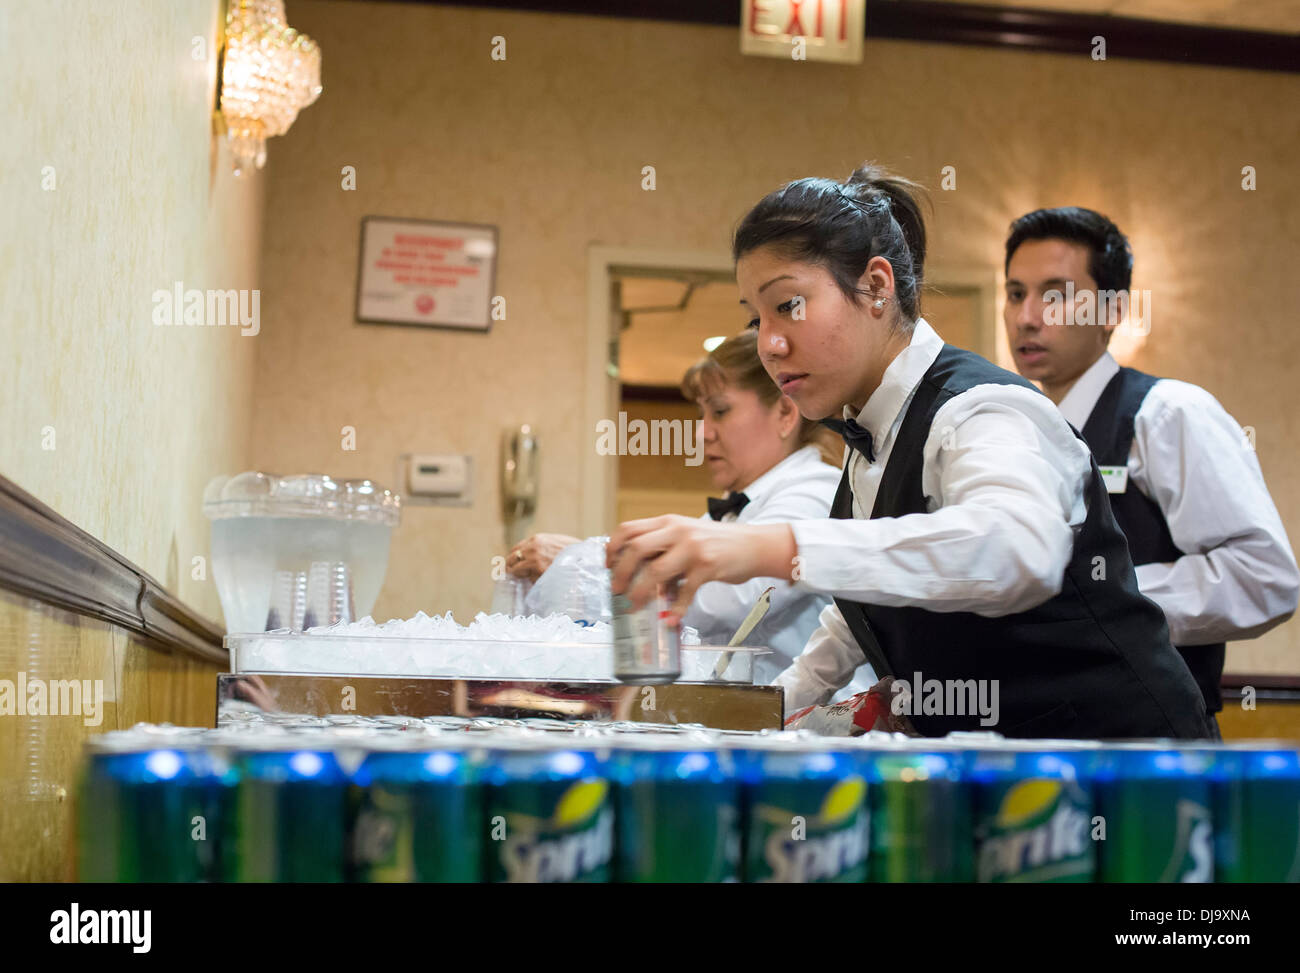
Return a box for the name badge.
[1098,465,1129,494]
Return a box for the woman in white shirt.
[606,163,1213,740]
[508,331,873,692]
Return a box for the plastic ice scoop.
[711,586,775,680]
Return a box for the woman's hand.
[506,533,581,580]
[605,514,797,622]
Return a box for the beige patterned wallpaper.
[0,0,264,625]
[251,3,1299,675]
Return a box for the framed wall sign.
[355,216,498,331]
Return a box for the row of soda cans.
[76,718,1300,883]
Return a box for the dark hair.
[680,330,840,466]
[1004,207,1133,294]
[731,163,929,323]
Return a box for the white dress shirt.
[682,445,875,699]
[774,319,1098,711]
[1058,351,1299,646]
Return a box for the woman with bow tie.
[606,164,1213,740]
[508,330,874,694]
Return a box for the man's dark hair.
[1005,207,1133,294]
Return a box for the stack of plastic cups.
[303,561,354,629]
[265,569,308,631]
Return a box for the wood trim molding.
[372,0,1300,74]
[1220,673,1300,699]
[0,475,225,665]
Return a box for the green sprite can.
[738,738,870,883]
[610,737,740,882]
[1208,742,1300,883]
[969,743,1097,883]
[484,740,614,883]
[1093,744,1215,883]
[349,741,484,883]
[861,744,974,882]
[77,729,219,882]
[226,740,351,882]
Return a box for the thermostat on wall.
[400,453,472,506]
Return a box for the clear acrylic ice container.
[204,472,400,634]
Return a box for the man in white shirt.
[1003,206,1299,719]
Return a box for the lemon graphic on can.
[552,779,609,830]
[816,776,866,827]
[995,779,1061,829]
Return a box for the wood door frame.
[583,246,735,537]
[584,251,1001,535]
[924,263,1002,361]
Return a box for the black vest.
[1079,367,1226,713]
[830,345,1210,740]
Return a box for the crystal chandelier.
[219,0,322,175]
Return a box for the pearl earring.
[874,299,885,309]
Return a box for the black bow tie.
[820,416,876,462]
[707,492,751,521]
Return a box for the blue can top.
[856,747,966,783]
[91,748,214,784]
[967,749,1094,785]
[482,745,608,785]
[735,745,862,785]
[1222,746,1300,781]
[610,745,735,784]
[354,748,477,785]
[237,748,348,784]
[1091,745,1215,782]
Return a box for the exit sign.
[741,0,865,64]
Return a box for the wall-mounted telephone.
[502,424,538,546]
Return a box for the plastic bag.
[521,536,702,643]
[523,536,612,624]
[489,575,533,616]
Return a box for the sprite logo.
[1160,799,1213,883]
[977,778,1092,882]
[499,779,613,883]
[758,777,869,883]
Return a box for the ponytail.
[732,162,930,323]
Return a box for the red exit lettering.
[749,0,850,42]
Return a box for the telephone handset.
[502,425,538,544]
